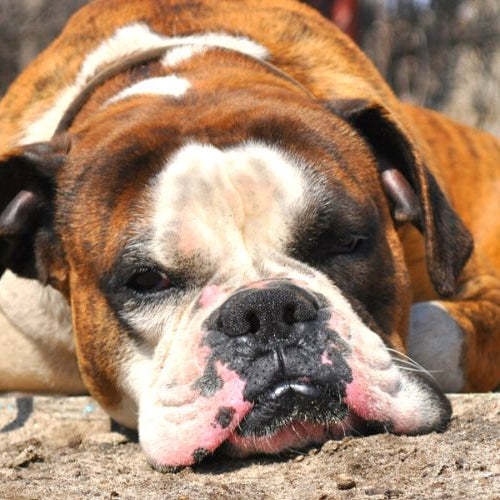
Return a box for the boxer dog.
[0,0,499,470]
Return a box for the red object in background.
[331,0,358,40]
[301,0,358,40]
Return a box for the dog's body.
[0,0,499,469]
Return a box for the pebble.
[82,432,129,446]
[336,474,356,490]
[11,445,44,468]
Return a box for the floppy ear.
[0,136,70,287]
[328,99,473,297]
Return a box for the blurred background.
[0,0,499,136]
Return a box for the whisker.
[397,365,442,374]
[340,419,362,437]
[383,346,437,382]
[393,357,440,371]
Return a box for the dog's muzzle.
[204,282,352,437]
[140,279,450,470]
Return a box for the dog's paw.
[407,301,464,393]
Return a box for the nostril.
[245,311,260,334]
[283,304,296,326]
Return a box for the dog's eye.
[127,269,171,293]
[328,235,366,255]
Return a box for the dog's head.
[0,50,472,469]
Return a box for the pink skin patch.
[344,365,423,433]
[321,351,333,366]
[325,311,432,433]
[139,360,253,468]
[199,284,226,309]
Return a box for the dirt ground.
[0,394,498,499]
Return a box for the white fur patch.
[408,301,465,392]
[106,76,191,105]
[161,45,206,67]
[118,141,331,345]
[160,32,268,64]
[111,344,154,428]
[21,24,268,145]
[150,142,307,270]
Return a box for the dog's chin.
[238,381,348,437]
[219,381,356,458]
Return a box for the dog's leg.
[0,271,86,394]
[408,263,500,393]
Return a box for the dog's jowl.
[0,0,499,470]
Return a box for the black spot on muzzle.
[215,406,236,429]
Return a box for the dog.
[0,0,499,470]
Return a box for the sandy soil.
[0,394,499,499]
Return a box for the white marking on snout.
[408,301,465,392]
[106,76,191,105]
[21,24,268,144]
[150,141,308,269]
[120,141,318,342]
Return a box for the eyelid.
[329,234,367,254]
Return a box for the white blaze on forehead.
[21,23,269,144]
[149,142,307,268]
[106,76,191,104]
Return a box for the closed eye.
[326,235,367,255]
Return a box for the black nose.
[215,283,318,340]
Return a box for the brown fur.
[0,0,499,412]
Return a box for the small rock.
[177,467,193,476]
[11,445,44,468]
[293,454,305,462]
[67,434,83,448]
[365,487,385,496]
[384,489,402,498]
[336,474,356,490]
[321,441,340,453]
[82,432,129,446]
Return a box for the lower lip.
[266,381,327,401]
[224,418,352,456]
